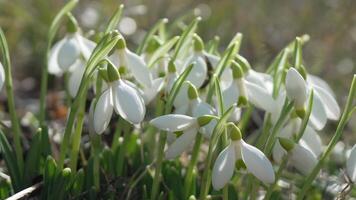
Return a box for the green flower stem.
[264,100,294,156]
[69,96,86,172]
[116,121,131,176]
[297,75,356,200]
[184,132,203,199]
[0,28,24,176]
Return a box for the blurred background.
[0,0,355,143]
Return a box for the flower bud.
[107,61,120,82]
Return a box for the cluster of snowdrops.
[0,2,355,200]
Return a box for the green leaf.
[165,63,194,113]
[24,128,43,183]
[136,18,168,54]
[148,36,180,67]
[172,17,200,61]
[42,156,58,199]
[0,130,22,191]
[214,76,224,116]
[104,4,124,34]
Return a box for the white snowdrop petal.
[240,140,275,183]
[192,101,215,117]
[203,51,220,68]
[125,49,153,87]
[113,80,146,124]
[200,119,217,138]
[173,83,189,108]
[174,104,189,115]
[57,36,81,71]
[220,68,233,90]
[245,81,276,113]
[165,128,198,159]
[227,107,242,122]
[314,85,340,120]
[300,125,323,157]
[0,62,5,91]
[307,74,334,97]
[165,73,178,94]
[273,141,286,164]
[285,68,307,107]
[76,34,96,60]
[142,78,164,105]
[245,70,269,90]
[309,93,327,131]
[93,90,114,134]
[48,38,66,75]
[346,145,356,182]
[68,60,85,98]
[222,82,239,110]
[212,143,236,190]
[290,144,317,175]
[150,114,197,132]
[185,55,207,88]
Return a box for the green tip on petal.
[193,34,204,52]
[118,66,126,75]
[187,82,198,99]
[146,36,162,54]
[116,37,126,49]
[231,61,244,79]
[295,107,306,119]
[237,96,248,107]
[197,115,216,127]
[66,14,78,33]
[228,123,242,141]
[107,62,120,82]
[168,60,176,73]
[278,137,295,152]
[235,159,246,170]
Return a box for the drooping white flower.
[346,145,356,183]
[272,117,323,163]
[110,38,153,88]
[93,63,145,134]
[285,68,307,117]
[0,61,5,91]
[278,138,318,175]
[150,114,216,159]
[212,124,275,190]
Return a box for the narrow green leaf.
[104,4,124,34]
[148,36,180,67]
[25,129,43,183]
[136,18,168,54]
[214,76,224,116]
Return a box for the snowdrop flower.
[174,82,217,137]
[212,124,275,190]
[272,117,323,163]
[93,62,146,134]
[285,68,308,118]
[150,114,216,159]
[278,137,317,175]
[48,16,96,97]
[346,145,356,183]
[222,61,276,113]
[0,61,4,91]
[164,60,178,94]
[110,37,153,87]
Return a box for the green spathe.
[278,137,295,152]
[187,82,198,100]
[229,123,242,141]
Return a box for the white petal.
[0,62,5,91]
[346,145,356,182]
[192,101,215,117]
[309,93,327,130]
[68,60,85,98]
[165,128,198,159]
[212,143,236,190]
[93,89,114,134]
[273,141,287,164]
[184,55,207,88]
[165,73,178,94]
[290,144,317,175]
[142,78,164,104]
[125,49,153,87]
[173,83,190,108]
[222,82,239,110]
[245,70,269,90]
[300,125,323,157]
[285,68,307,107]
[57,35,81,71]
[227,107,242,122]
[220,68,233,90]
[307,74,334,97]
[75,33,96,60]
[113,80,146,124]
[150,114,197,132]
[314,85,340,120]
[240,140,275,183]
[48,38,66,75]
[203,51,220,68]
[174,104,189,115]
[245,81,276,113]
